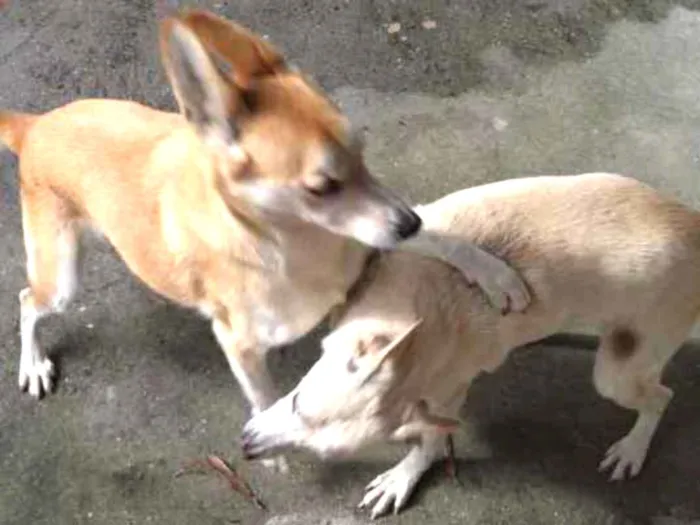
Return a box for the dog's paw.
[358,464,422,520]
[598,435,648,481]
[473,259,531,315]
[260,456,289,474]
[18,355,55,399]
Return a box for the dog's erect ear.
[160,17,237,146]
[374,319,422,362]
[358,319,423,385]
[178,10,287,89]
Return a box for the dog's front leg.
[359,434,444,519]
[212,319,289,473]
[400,231,531,314]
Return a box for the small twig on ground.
[175,454,267,511]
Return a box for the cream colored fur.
[242,172,700,516]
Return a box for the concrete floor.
[2,1,700,524]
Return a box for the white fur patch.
[348,217,394,248]
[18,291,54,398]
[22,228,37,285]
[53,228,78,311]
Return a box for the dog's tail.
[0,110,37,154]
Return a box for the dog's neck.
[257,211,372,290]
[157,133,372,344]
[215,207,373,344]
[163,130,368,279]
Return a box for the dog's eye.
[292,391,325,428]
[346,356,358,373]
[305,176,342,197]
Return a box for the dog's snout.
[241,427,262,460]
[395,210,422,240]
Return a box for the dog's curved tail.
[0,110,37,154]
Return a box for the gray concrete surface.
[2,1,700,524]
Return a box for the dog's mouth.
[341,208,423,249]
[240,394,302,460]
[240,425,290,460]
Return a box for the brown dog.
[0,9,529,471]
[242,173,700,513]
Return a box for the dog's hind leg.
[592,324,688,481]
[18,188,81,398]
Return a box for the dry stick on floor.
[175,454,267,510]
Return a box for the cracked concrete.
[2,1,700,524]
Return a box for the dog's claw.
[18,356,55,399]
[359,464,422,519]
[467,257,531,314]
[598,435,647,481]
[500,294,511,316]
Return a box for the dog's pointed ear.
[179,9,288,89]
[159,17,237,147]
[373,319,423,364]
[358,319,423,384]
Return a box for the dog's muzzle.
[240,397,298,460]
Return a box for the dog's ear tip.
[181,8,222,23]
[158,15,188,46]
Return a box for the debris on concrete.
[175,455,267,511]
[386,22,401,34]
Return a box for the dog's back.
[414,173,700,331]
[339,172,700,413]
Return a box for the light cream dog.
[242,172,700,513]
[0,9,529,471]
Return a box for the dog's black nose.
[396,210,422,240]
[240,429,260,460]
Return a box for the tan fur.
[341,174,700,421]
[1,8,531,473]
[0,111,37,153]
[242,173,700,514]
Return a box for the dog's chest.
[247,237,368,348]
[249,277,350,347]
[248,300,322,347]
[195,263,358,348]
[196,232,368,348]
